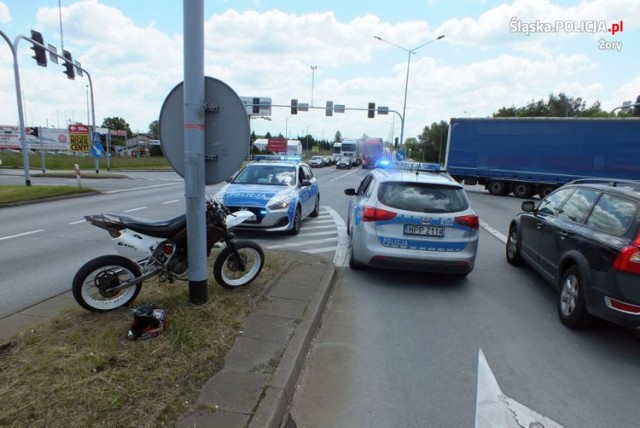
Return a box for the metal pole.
[373,35,444,152]
[40,129,45,173]
[310,65,317,107]
[400,51,411,153]
[8,33,32,186]
[183,0,208,304]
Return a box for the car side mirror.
[300,179,311,187]
[522,200,536,212]
[344,188,356,196]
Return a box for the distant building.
[126,133,154,157]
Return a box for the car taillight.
[455,214,479,230]
[613,233,640,274]
[362,206,397,222]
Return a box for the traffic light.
[252,97,260,114]
[367,102,375,119]
[634,95,640,117]
[291,99,298,115]
[394,137,399,149]
[62,50,75,80]
[326,101,333,117]
[30,30,47,67]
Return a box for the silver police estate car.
[344,162,479,275]
[216,156,320,235]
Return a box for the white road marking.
[475,349,564,428]
[69,219,86,225]
[479,220,507,244]
[162,199,182,204]
[0,229,45,241]
[124,207,147,213]
[265,237,337,249]
[104,183,182,194]
[324,206,349,267]
[303,246,337,254]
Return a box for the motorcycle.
[72,197,265,312]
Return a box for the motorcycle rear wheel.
[213,240,265,289]
[72,255,142,312]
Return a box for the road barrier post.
[75,163,81,188]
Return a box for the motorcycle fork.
[221,237,246,271]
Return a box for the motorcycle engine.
[167,252,188,275]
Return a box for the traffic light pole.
[273,103,404,141]
[0,30,32,186]
[0,30,99,182]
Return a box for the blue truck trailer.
[444,117,640,198]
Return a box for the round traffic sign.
[159,77,251,185]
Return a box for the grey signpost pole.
[183,0,208,304]
[0,30,32,186]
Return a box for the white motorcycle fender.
[226,210,254,228]
[111,229,164,261]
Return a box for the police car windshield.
[232,164,296,186]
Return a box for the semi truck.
[361,137,384,169]
[341,138,362,166]
[444,117,640,198]
[331,142,343,163]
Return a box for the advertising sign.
[0,126,70,150]
[267,138,287,153]
[69,124,90,152]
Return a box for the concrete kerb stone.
[249,258,337,428]
[176,250,337,428]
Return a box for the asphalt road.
[2,166,639,427]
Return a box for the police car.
[344,161,479,275]
[215,156,320,235]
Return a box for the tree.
[492,93,609,117]
[334,130,342,143]
[417,121,449,163]
[148,120,159,138]
[101,116,131,146]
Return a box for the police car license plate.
[403,224,445,237]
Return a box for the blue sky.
[1,0,638,142]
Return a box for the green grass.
[0,152,171,170]
[0,251,285,427]
[1,153,171,204]
[0,185,94,204]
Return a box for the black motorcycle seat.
[116,213,187,238]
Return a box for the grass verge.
[0,250,283,427]
[0,185,95,204]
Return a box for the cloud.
[0,2,9,24]
[1,1,637,141]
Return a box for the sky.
[0,0,638,144]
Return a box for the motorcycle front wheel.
[72,255,143,312]
[213,240,265,289]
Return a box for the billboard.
[267,138,287,153]
[68,124,90,152]
[0,126,71,151]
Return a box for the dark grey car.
[506,179,640,329]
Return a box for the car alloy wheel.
[506,226,524,266]
[558,266,592,328]
[288,205,302,235]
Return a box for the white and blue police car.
[215,156,320,235]
[344,161,479,275]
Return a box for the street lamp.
[310,65,317,107]
[374,34,444,151]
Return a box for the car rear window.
[585,193,639,236]
[377,182,468,213]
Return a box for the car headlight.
[268,197,291,210]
